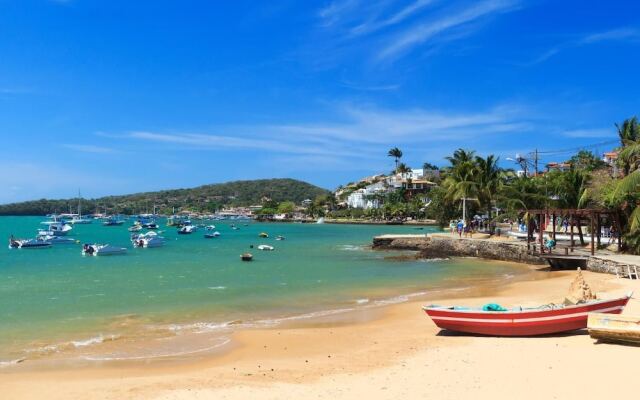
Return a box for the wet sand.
[2,268,639,400]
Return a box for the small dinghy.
[275,235,285,241]
[83,244,127,256]
[259,232,269,238]
[204,225,216,231]
[240,253,253,261]
[257,244,274,251]
[588,311,640,345]
[204,231,221,238]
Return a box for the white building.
[346,181,388,209]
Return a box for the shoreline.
[3,266,639,399]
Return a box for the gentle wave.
[0,358,26,368]
[207,286,227,290]
[337,244,365,251]
[80,338,232,361]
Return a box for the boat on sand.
[588,312,640,345]
[423,294,631,336]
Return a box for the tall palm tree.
[445,148,476,170]
[616,116,640,144]
[387,147,403,173]
[442,158,479,221]
[396,163,411,174]
[616,117,640,176]
[475,155,502,219]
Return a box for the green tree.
[568,150,606,171]
[387,147,403,173]
[277,201,296,214]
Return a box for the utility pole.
[534,149,539,176]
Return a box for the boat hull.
[424,296,630,336]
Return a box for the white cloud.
[350,0,437,36]
[531,27,640,64]
[377,0,519,62]
[560,128,614,138]
[61,144,117,154]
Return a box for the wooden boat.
[240,253,253,261]
[423,294,631,336]
[588,312,640,345]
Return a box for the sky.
[1,0,639,203]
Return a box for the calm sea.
[0,216,531,366]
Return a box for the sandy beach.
[2,267,639,399]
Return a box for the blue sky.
[1,0,639,202]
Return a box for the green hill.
[0,178,331,215]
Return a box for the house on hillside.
[545,162,571,172]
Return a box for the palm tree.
[475,155,502,220]
[387,147,403,173]
[396,163,411,174]
[616,117,640,176]
[445,148,476,170]
[442,157,479,221]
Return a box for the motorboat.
[275,235,285,241]
[128,225,143,232]
[177,225,196,234]
[82,244,127,256]
[131,232,166,248]
[205,225,216,230]
[70,216,93,224]
[39,220,73,236]
[240,253,253,261]
[103,217,124,226]
[423,294,632,336]
[259,232,269,238]
[9,237,52,249]
[257,244,274,251]
[204,231,221,238]
[37,234,77,244]
[141,221,159,229]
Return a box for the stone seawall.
[373,235,546,265]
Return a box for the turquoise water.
[0,217,530,364]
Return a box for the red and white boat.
[423,293,632,336]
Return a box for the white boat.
[9,238,52,249]
[204,231,221,238]
[70,216,93,224]
[276,235,285,241]
[257,244,274,251]
[205,225,216,230]
[39,220,73,236]
[103,217,124,226]
[128,225,143,232]
[37,234,77,244]
[177,225,196,234]
[132,232,166,248]
[82,244,127,256]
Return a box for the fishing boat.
[257,244,274,251]
[588,312,640,345]
[9,238,52,249]
[82,244,127,256]
[423,294,632,336]
[204,231,221,238]
[240,253,253,261]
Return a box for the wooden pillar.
[539,213,544,254]
[590,212,595,256]
[570,213,574,252]
[596,212,601,248]
[615,212,623,252]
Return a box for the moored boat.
[204,231,221,238]
[257,244,274,251]
[423,294,632,336]
[588,311,640,345]
[240,253,253,261]
[82,244,127,256]
[9,237,52,249]
[259,232,269,238]
[131,232,166,248]
[177,225,196,234]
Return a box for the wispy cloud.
[531,27,640,64]
[350,0,438,36]
[377,0,519,62]
[61,144,117,154]
[318,0,362,27]
[560,128,614,138]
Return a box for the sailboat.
[70,190,93,224]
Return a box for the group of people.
[449,219,492,238]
